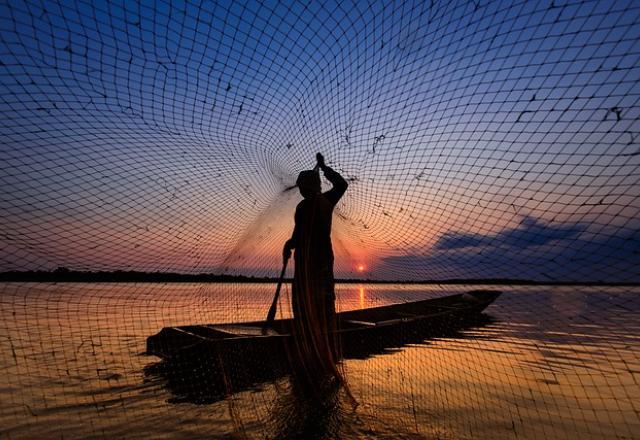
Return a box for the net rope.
[1,0,639,438]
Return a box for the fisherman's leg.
[318,271,339,359]
[291,281,309,338]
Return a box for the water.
[1,283,639,439]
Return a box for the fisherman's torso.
[294,194,335,268]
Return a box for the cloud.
[379,218,640,282]
[435,216,585,250]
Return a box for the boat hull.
[146,289,501,359]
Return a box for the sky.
[1,0,639,282]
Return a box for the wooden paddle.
[262,255,289,334]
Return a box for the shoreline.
[0,270,637,287]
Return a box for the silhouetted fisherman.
[283,153,348,368]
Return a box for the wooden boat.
[145,290,500,404]
[147,290,500,359]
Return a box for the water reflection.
[265,374,352,439]
[5,283,639,438]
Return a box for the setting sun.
[357,264,366,273]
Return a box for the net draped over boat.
[1,0,639,438]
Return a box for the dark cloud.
[380,218,640,282]
[435,216,585,250]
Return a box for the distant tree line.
[0,267,636,285]
[0,267,280,283]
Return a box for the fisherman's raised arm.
[317,153,348,205]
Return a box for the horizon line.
[0,269,638,287]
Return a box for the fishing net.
[1,0,639,438]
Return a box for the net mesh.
[1,0,639,438]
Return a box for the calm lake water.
[0,283,639,439]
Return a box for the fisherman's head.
[296,170,321,198]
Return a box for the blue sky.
[1,0,639,281]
